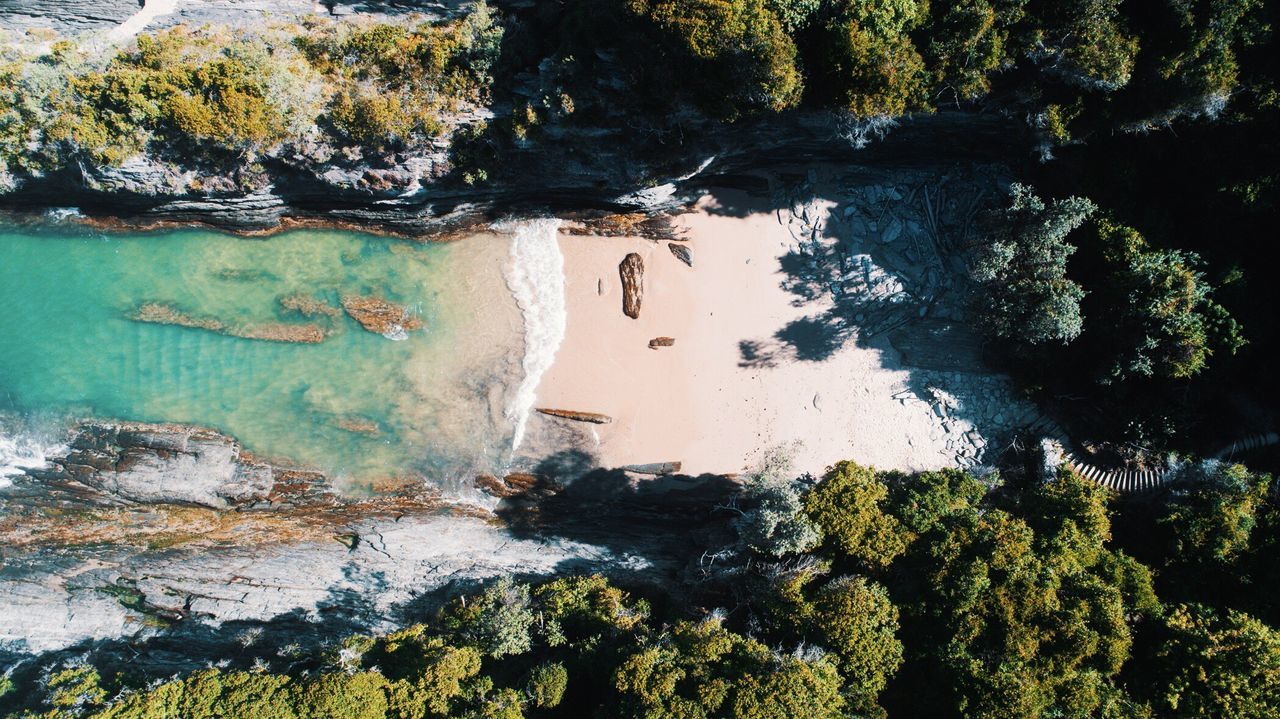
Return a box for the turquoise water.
[0,222,526,489]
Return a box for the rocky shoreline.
[1,112,1027,238]
[0,419,737,660]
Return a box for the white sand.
[534,191,964,478]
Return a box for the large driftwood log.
[536,408,614,424]
[620,253,644,319]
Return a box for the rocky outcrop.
[341,295,422,339]
[130,302,327,343]
[648,336,675,349]
[280,293,341,318]
[535,408,613,424]
[15,422,291,509]
[473,472,563,499]
[668,242,692,267]
[619,253,644,319]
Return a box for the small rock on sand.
[649,337,675,349]
[619,253,644,319]
[668,243,693,267]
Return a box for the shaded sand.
[535,191,966,478]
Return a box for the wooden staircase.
[1061,431,1279,494]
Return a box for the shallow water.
[0,222,535,490]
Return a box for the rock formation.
[14,422,308,509]
[280,293,341,318]
[668,242,693,267]
[341,295,422,338]
[130,302,327,343]
[619,253,644,319]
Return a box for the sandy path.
[535,191,963,478]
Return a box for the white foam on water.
[0,431,66,488]
[500,217,566,453]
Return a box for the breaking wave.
[501,217,566,453]
[0,430,66,488]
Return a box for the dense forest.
[4,456,1279,718]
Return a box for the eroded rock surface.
[341,295,422,339]
[130,302,327,343]
[14,422,303,509]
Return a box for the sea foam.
[501,217,566,453]
[0,430,66,488]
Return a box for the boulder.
[619,253,644,319]
[341,295,423,338]
[668,242,693,267]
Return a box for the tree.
[524,663,568,709]
[884,467,986,537]
[971,183,1096,348]
[628,0,804,117]
[925,0,1027,102]
[1151,604,1280,718]
[1159,461,1271,574]
[1093,219,1244,382]
[440,576,536,659]
[612,617,846,719]
[736,445,823,557]
[761,568,901,715]
[804,461,908,570]
[813,0,932,118]
[1024,0,1140,91]
[890,471,1152,719]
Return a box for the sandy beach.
[534,189,973,478]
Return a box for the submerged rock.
[668,242,693,267]
[280,293,340,318]
[536,408,613,424]
[341,295,423,339]
[619,253,644,319]
[130,302,327,343]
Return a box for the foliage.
[736,445,823,557]
[768,572,902,714]
[925,0,1027,102]
[627,0,803,117]
[1159,461,1271,571]
[612,617,845,719]
[440,576,536,659]
[1025,0,1140,91]
[971,183,1096,348]
[804,461,908,569]
[1092,218,1245,382]
[812,0,932,118]
[1151,603,1280,718]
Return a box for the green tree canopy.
[971,183,1097,348]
